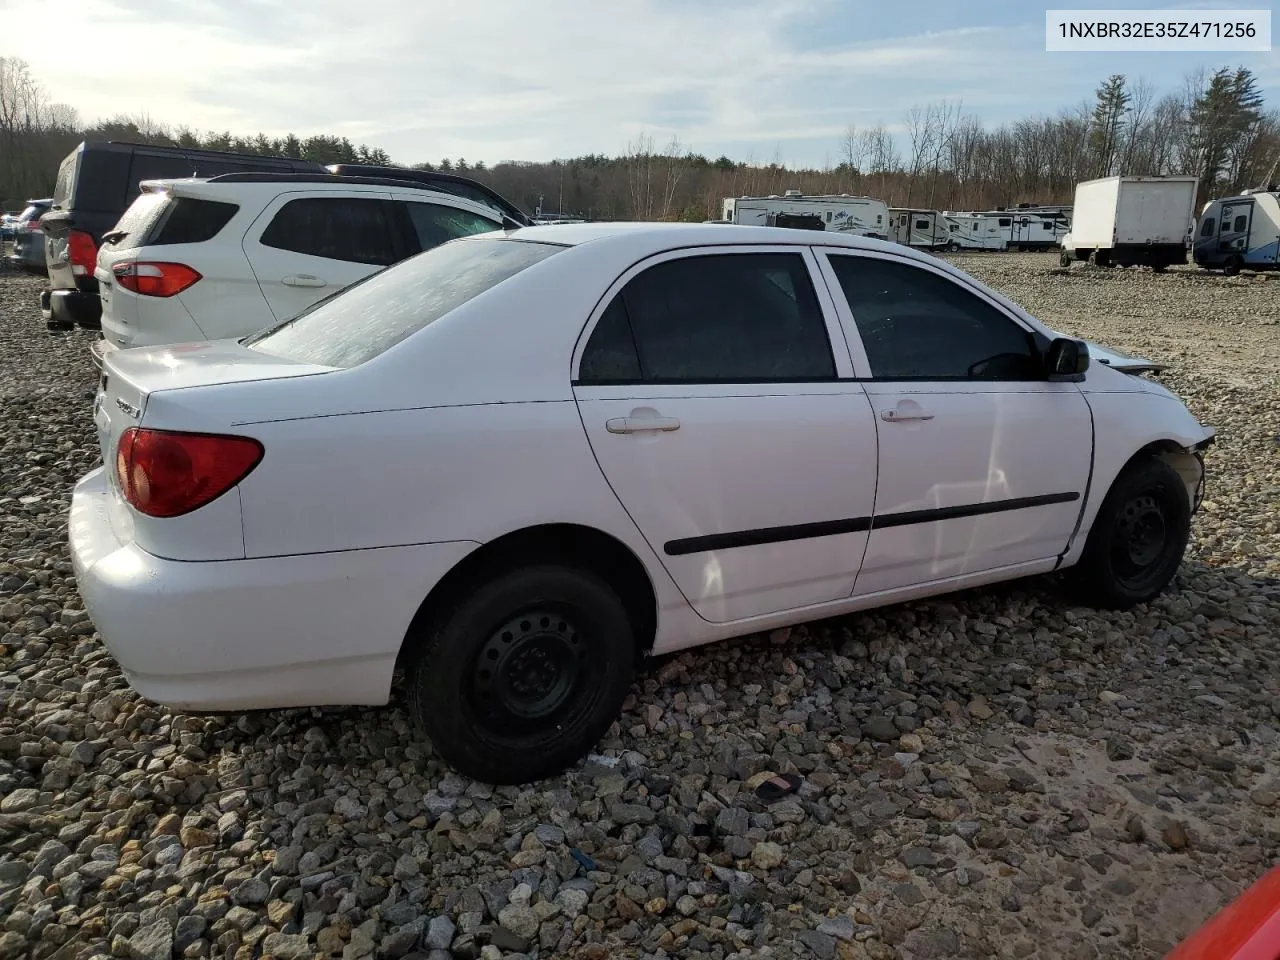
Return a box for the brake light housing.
[115,428,264,518]
[68,229,98,276]
[112,261,202,297]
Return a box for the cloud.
[2,0,1276,167]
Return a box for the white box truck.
[1060,176,1198,272]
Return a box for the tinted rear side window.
[597,253,835,382]
[147,198,239,245]
[260,197,401,265]
[245,238,563,368]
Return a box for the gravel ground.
[1,254,1278,960]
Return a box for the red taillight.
[68,229,97,276]
[112,262,202,297]
[115,428,263,518]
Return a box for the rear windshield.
[106,192,171,247]
[245,238,564,368]
[52,152,78,208]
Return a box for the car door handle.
[881,408,934,422]
[606,417,681,434]
[281,274,327,288]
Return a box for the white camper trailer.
[976,205,1072,249]
[939,213,1010,251]
[1060,176,1198,271]
[888,209,948,249]
[723,191,889,239]
[1192,186,1280,274]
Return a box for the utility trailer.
[723,190,889,239]
[1192,186,1280,274]
[1060,176,1198,271]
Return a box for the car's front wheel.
[1064,457,1192,609]
[406,565,636,784]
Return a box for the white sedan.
[70,223,1214,784]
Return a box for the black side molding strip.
[663,492,1080,556]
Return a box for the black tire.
[1064,457,1191,609]
[1095,250,1111,268]
[1059,249,1072,268]
[1224,255,1243,276]
[406,565,636,784]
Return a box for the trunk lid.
[94,340,334,497]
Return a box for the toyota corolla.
[69,223,1214,784]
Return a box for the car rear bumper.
[50,287,102,328]
[89,336,118,370]
[69,467,478,711]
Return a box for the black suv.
[41,141,325,330]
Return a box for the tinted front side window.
[829,255,1041,381]
[261,197,400,265]
[246,238,562,368]
[404,202,499,251]
[592,253,834,383]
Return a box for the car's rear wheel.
[406,565,636,784]
[1064,457,1191,609]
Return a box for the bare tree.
[659,136,684,219]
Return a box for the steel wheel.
[469,609,587,731]
[406,564,636,784]
[1110,491,1169,591]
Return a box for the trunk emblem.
[115,398,140,418]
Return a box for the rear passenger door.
[242,191,406,322]
[388,191,502,253]
[572,247,880,624]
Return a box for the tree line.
[3,55,1276,219]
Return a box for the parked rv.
[1060,176,1198,272]
[723,191,889,239]
[888,209,948,249]
[939,213,1010,251]
[975,205,1071,250]
[1192,187,1280,274]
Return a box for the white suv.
[91,173,506,363]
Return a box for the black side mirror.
[1046,337,1089,381]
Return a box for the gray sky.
[4,0,1277,167]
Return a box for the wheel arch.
[395,523,659,674]
[1121,439,1207,512]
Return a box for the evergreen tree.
[1188,66,1264,200]
[1088,74,1130,176]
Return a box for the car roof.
[497,220,934,260]
[135,176,506,220]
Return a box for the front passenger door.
[572,248,880,624]
[819,250,1093,596]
